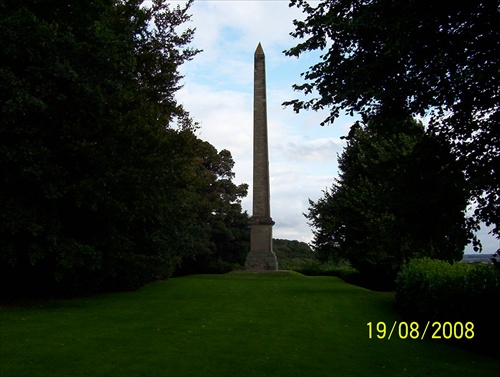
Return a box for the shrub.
[395,257,500,354]
[278,258,319,272]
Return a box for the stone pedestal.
[246,216,278,270]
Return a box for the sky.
[168,0,498,254]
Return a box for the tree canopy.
[306,119,470,287]
[273,238,314,259]
[285,0,499,250]
[0,0,248,297]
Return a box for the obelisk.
[245,43,278,270]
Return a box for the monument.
[245,43,279,271]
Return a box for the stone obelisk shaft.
[253,42,271,219]
[246,43,278,270]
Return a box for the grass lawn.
[1,272,498,376]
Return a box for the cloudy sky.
[170,0,498,254]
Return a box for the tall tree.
[285,0,499,253]
[0,0,201,296]
[171,132,250,275]
[306,119,470,287]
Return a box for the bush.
[292,260,335,276]
[395,258,500,354]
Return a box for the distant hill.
[273,239,314,258]
[272,239,498,265]
[461,254,498,264]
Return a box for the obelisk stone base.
[246,217,278,270]
[245,251,278,270]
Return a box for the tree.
[0,0,201,296]
[305,119,470,288]
[171,132,250,275]
[285,0,499,253]
[273,239,314,259]
[272,239,316,269]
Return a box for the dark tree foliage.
[285,0,500,253]
[273,239,314,259]
[305,119,470,287]
[173,134,250,275]
[0,0,250,297]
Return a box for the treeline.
[273,238,315,270]
[0,0,248,298]
[273,239,314,259]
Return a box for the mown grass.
[1,272,498,376]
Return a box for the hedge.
[395,257,499,354]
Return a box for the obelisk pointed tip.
[255,42,264,55]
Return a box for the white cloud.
[186,1,304,55]
[282,137,344,162]
[177,83,251,148]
